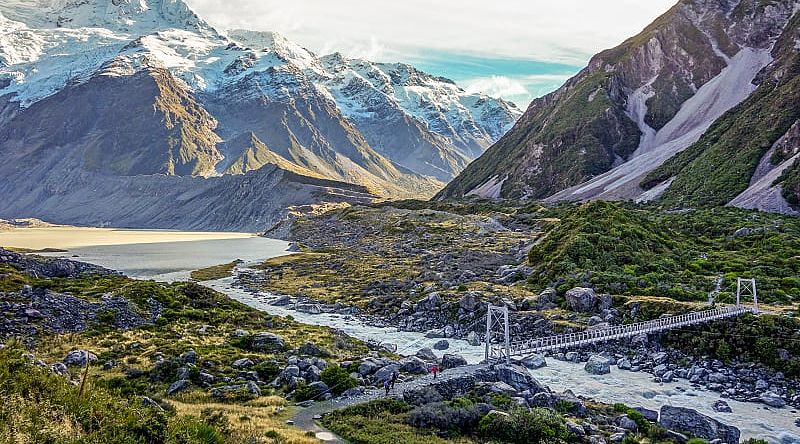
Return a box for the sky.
[184,0,676,108]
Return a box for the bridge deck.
[489,305,754,362]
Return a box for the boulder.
[584,355,611,375]
[634,407,659,422]
[536,288,558,307]
[271,295,290,306]
[466,331,482,346]
[441,354,467,370]
[520,354,547,369]
[565,287,608,313]
[63,350,97,367]
[494,364,544,393]
[400,356,428,374]
[433,340,450,350]
[760,391,785,408]
[459,292,480,312]
[299,342,324,357]
[181,350,198,364]
[341,386,365,398]
[713,400,732,413]
[167,379,191,396]
[659,406,740,443]
[416,348,437,361]
[617,358,632,370]
[373,364,401,382]
[615,415,638,432]
[250,333,285,352]
[232,358,255,369]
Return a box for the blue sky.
[185,0,675,108]
[406,50,581,108]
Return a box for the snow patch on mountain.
[467,175,507,199]
[547,47,773,202]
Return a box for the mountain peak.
[0,0,217,35]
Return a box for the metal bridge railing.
[489,305,753,362]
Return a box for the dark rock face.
[659,406,740,444]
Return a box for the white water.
[208,275,800,443]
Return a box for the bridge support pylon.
[485,305,510,364]
[736,278,758,313]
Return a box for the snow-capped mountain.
[0,0,519,230]
[438,0,800,215]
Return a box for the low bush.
[320,365,358,396]
[407,402,483,436]
[478,408,570,444]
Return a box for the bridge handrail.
[507,305,750,354]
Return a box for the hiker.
[384,379,391,396]
[390,370,399,390]
[431,365,439,379]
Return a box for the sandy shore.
[0,227,258,250]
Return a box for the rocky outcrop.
[659,406,740,443]
[565,288,612,314]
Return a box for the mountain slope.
[437,0,800,214]
[0,0,519,230]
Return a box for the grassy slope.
[526,202,800,304]
[0,261,371,444]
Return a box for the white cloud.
[464,76,528,98]
[185,0,677,64]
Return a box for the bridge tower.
[736,278,758,313]
[485,305,510,364]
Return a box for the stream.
[207,274,800,443]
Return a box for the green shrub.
[320,365,358,396]
[407,402,482,435]
[478,408,570,444]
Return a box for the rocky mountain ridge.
[0,0,520,230]
[438,0,800,214]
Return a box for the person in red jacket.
[431,365,439,379]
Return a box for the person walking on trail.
[431,365,439,379]
[390,370,399,390]
[384,379,391,396]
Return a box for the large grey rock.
[466,331,482,346]
[459,292,480,312]
[565,286,594,311]
[659,406,740,443]
[520,354,547,369]
[403,375,477,405]
[760,391,785,408]
[373,364,401,382]
[250,332,285,352]
[494,364,544,393]
[433,339,450,350]
[416,348,437,361]
[713,400,733,413]
[299,342,324,357]
[440,354,467,370]
[63,350,98,367]
[400,356,428,374]
[584,355,611,375]
[232,358,255,369]
[167,379,191,396]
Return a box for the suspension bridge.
[485,278,760,364]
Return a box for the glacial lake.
[0,227,292,281]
